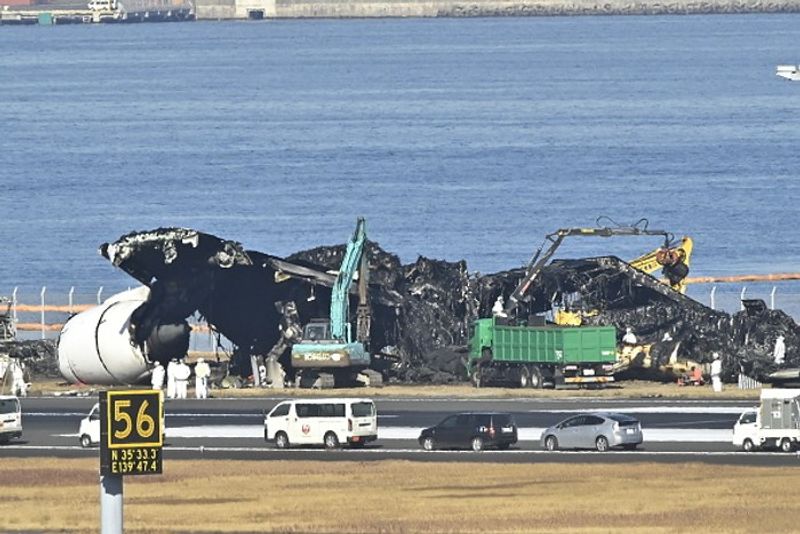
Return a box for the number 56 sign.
[100,390,163,476]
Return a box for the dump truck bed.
[470,318,617,364]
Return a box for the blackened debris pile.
[289,242,475,382]
[2,340,60,378]
[100,228,799,384]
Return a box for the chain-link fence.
[685,280,800,319]
[4,282,799,351]
[3,286,232,354]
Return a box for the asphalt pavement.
[3,395,798,466]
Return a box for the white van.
[0,395,22,443]
[79,397,165,448]
[264,398,377,449]
[79,403,101,448]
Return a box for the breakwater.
[195,0,800,19]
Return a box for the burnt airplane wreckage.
[55,225,799,387]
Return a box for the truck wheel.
[595,436,610,452]
[530,366,543,389]
[421,436,435,451]
[519,366,530,388]
[742,438,755,452]
[79,434,92,448]
[471,369,482,388]
[274,432,290,449]
[544,435,558,451]
[324,431,340,449]
[780,438,794,453]
[471,437,485,452]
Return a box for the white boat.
[776,64,800,81]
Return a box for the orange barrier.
[685,273,800,284]
[14,304,93,313]
[16,323,212,333]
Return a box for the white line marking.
[1,444,798,458]
[530,406,751,414]
[51,425,729,442]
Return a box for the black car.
[418,412,518,452]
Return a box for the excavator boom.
[505,218,688,316]
[330,217,367,342]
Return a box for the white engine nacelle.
[58,287,151,385]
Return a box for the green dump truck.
[467,318,617,388]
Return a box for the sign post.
[99,390,163,534]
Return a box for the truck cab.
[732,410,758,452]
[0,395,22,443]
[733,389,800,452]
[79,403,101,448]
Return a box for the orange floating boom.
[684,273,800,284]
[15,323,211,333]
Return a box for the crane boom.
[330,217,367,342]
[505,219,675,316]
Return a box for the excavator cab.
[302,320,332,342]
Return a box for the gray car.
[541,413,643,452]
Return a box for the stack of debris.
[95,228,799,384]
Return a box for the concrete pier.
[194,0,800,19]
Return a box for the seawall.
[195,0,800,20]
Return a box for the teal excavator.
[290,218,381,388]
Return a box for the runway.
[5,395,796,466]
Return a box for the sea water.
[1,15,799,316]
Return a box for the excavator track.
[358,369,384,388]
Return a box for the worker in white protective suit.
[174,359,191,399]
[710,352,723,393]
[492,296,507,318]
[622,327,638,345]
[150,361,165,392]
[194,358,211,399]
[774,335,786,365]
[11,361,27,397]
[166,358,178,399]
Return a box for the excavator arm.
[505,218,688,317]
[629,236,693,293]
[330,217,367,342]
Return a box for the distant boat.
[776,65,800,81]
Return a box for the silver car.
[541,413,643,452]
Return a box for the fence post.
[710,286,716,310]
[11,287,18,323]
[40,286,46,340]
[740,286,747,311]
[69,286,75,314]
[97,286,104,305]
[770,286,777,310]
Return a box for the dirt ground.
[1,458,797,533]
[31,379,762,400]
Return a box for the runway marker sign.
[100,390,163,476]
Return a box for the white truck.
[0,395,22,443]
[733,389,800,453]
